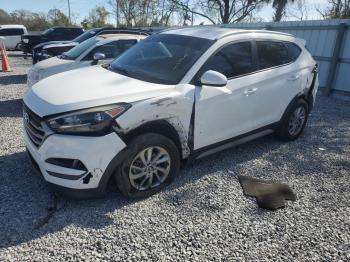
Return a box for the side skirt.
[192,123,278,160]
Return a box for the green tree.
[0,9,12,24]
[47,9,71,26]
[9,9,51,31]
[84,5,111,28]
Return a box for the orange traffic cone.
[0,41,12,72]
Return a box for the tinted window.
[83,39,137,60]
[285,42,301,62]
[257,41,289,69]
[73,29,100,43]
[200,42,254,78]
[42,28,55,36]
[61,37,99,60]
[0,28,24,36]
[110,34,214,85]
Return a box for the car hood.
[34,41,72,49]
[44,42,77,49]
[21,33,42,40]
[24,65,174,117]
[34,56,75,71]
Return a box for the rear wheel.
[114,133,180,198]
[277,99,309,141]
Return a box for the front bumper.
[33,51,50,63]
[20,41,31,53]
[24,129,126,194]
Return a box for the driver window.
[200,42,254,79]
[83,39,137,61]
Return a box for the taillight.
[312,64,318,73]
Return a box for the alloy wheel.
[129,146,171,191]
[288,106,306,136]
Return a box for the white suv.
[23,27,318,198]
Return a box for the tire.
[277,99,309,141]
[114,133,180,198]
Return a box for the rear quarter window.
[257,41,289,70]
[285,42,302,62]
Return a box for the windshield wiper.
[108,65,130,76]
[59,53,72,60]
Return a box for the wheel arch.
[121,120,185,160]
[279,93,310,125]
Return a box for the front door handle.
[287,75,300,81]
[244,88,258,96]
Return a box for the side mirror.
[200,70,227,87]
[91,52,106,65]
[93,52,106,61]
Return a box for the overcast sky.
[1,0,329,25]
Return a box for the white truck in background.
[0,25,27,50]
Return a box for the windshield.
[73,28,101,43]
[110,34,214,85]
[61,37,99,60]
[42,28,54,36]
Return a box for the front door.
[194,41,261,150]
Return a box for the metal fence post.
[324,23,348,96]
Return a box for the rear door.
[248,40,303,128]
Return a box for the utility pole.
[116,0,119,27]
[67,0,71,25]
[191,8,194,26]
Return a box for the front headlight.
[41,49,50,58]
[23,39,29,43]
[46,104,131,135]
[27,69,44,88]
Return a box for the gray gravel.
[0,52,349,261]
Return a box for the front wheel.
[277,99,309,141]
[114,133,180,198]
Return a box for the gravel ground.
[0,52,349,261]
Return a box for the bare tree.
[108,0,177,27]
[318,0,350,19]
[287,0,308,20]
[171,0,269,24]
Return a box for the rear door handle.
[244,88,258,96]
[287,75,300,81]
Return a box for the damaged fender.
[115,84,195,158]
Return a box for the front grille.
[23,105,46,147]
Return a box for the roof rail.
[216,29,293,40]
[99,28,152,36]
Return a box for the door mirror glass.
[93,52,106,61]
[200,70,227,87]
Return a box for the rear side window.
[0,28,24,36]
[200,42,254,79]
[285,42,302,62]
[257,41,289,69]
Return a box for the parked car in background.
[0,25,27,50]
[27,33,147,88]
[20,27,83,54]
[23,27,318,198]
[32,28,151,64]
